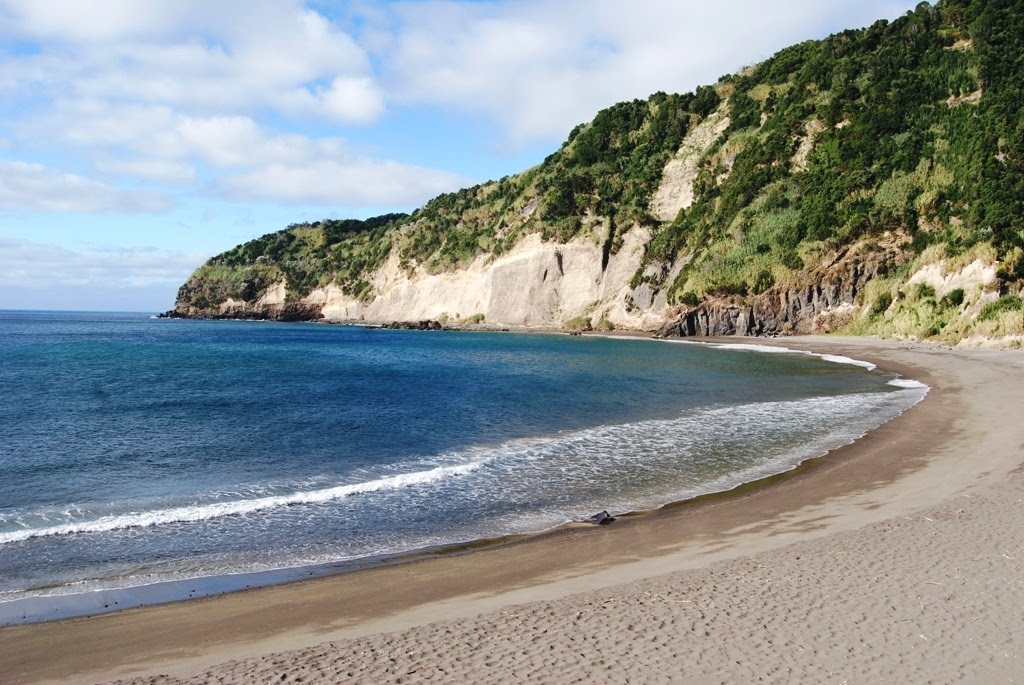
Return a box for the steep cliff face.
[649,103,731,222]
[657,238,912,337]
[316,228,670,328]
[176,226,675,329]
[172,0,1024,345]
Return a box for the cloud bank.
[0,236,205,310]
[0,0,921,215]
[373,0,917,143]
[0,237,202,289]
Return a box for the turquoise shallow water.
[0,311,925,622]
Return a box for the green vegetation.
[871,292,894,316]
[177,0,1023,342]
[648,0,1023,303]
[182,215,407,303]
[564,316,593,332]
[537,88,720,240]
[940,287,965,308]
[979,294,1024,321]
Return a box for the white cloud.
[19,100,177,156]
[21,100,466,206]
[0,237,205,310]
[0,0,924,219]
[0,161,171,212]
[0,0,197,42]
[94,158,196,185]
[312,76,386,124]
[0,2,457,210]
[0,237,202,289]
[218,159,468,206]
[377,0,921,144]
[30,102,286,166]
[175,116,270,167]
[0,1,382,122]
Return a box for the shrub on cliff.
[979,294,1024,322]
[564,316,593,332]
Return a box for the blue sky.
[0,0,921,311]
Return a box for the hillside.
[171,0,1024,345]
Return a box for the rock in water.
[383,320,445,331]
[588,510,616,525]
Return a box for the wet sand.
[3,336,1024,684]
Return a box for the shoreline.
[0,333,917,627]
[4,336,1024,683]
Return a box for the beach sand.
[3,336,1024,684]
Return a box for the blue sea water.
[0,310,925,623]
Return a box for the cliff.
[172,0,1024,346]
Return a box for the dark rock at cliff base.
[163,304,324,322]
[272,304,326,322]
[382,320,445,331]
[656,304,759,338]
[655,242,909,339]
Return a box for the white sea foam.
[816,353,877,370]
[661,338,879,370]
[0,461,486,545]
[703,342,878,370]
[701,342,796,354]
[887,378,929,389]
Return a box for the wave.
[693,341,878,370]
[602,336,883,372]
[661,338,933,394]
[0,461,486,545]
[1,384,928,547]
[887,378,928,389]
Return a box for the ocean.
[0,310,926,624]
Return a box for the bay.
[0,310,925,622]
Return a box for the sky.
[0,0,922,312]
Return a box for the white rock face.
[301,227,671,330]
[649,103,731,222]
[229,108,754,331]
[258,281,287,307]
[218,297,247,314]
[945,88,983,107]
[792,119,825,172]
[906,259,997,298]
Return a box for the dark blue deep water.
[0,310,925,622]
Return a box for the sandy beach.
[3,336,1024,684]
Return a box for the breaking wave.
[1,386,927,547]
[0,461,485,545]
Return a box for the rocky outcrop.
[168,220,930,342]
[656,302,760,338]
[170,230,918,339]
[173,225,676,330]
[657,240,910,338]
[163,302,323,322]
[381,320,446,331]
[650,102,731,222]
[311,228,667,329]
